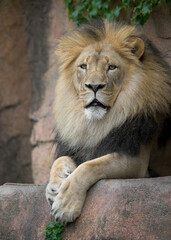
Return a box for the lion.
[46,20,171,223]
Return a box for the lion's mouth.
[85,99,109,109]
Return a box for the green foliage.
[42,221,65,240]
[64,0,170,25]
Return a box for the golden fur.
[53,21,170,149]
[46,21,171,223]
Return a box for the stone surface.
[0,177,170,240]
[0,183,52,240]
[143,2,171,66]
[31,143,55,184]
[0,2,32,184]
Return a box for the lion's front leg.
[50,147,150,223]
[46,156,76,207]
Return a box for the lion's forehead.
[76,43,122,67]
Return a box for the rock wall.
[0,1,32,184]
[0,0,74,184]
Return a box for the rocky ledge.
[0,177,170,240]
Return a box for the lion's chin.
[84,107,107,121]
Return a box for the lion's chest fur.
[56,114,158,165]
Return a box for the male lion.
[46,20,171,223]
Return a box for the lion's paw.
[46,157,76,207]
[46,180,63,206]
[51,176,86,223]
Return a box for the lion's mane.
[53,20,171,167]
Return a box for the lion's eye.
[80,64,87,69]
[108,65,117,70]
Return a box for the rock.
[0,183,52,240]
[0,177,170,240]
[0,3,32,184]
[31,143,55,184]
[143,1,171,66]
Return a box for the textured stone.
[0,183,52,240]
[65,177,171,240]
[30,113,56,146]
[0,2,32,184]
[31,143,55,184]
[143,2,171,66]
[0,177,170,240]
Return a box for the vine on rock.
[64,0,171,25]
[42,221,65,240]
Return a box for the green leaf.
[58,235,63,240]
[88,8,98,18]
[105,12,113,21]
[134,14,148,25]
[95,0,102,9]
[92,0,101,9]
[142,1,152,15]
[72,4,85,18]
[113,6,122,18]
[158,0,162,6]
[102,1,109,9]
[46,221,56,228]
[42,222,65,240]
[122,0,131,9]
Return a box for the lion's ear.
[128,37,144,59]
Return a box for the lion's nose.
[85,84,105,93]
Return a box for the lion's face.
[73,44,126,120]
